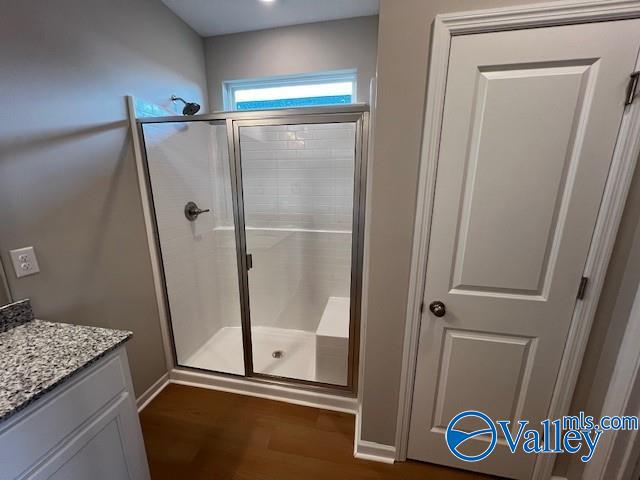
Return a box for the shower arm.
[171,95,187,105]
[171,95,201,116]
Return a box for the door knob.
[184,201,210,221]
[429,301,446,317]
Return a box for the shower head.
[171,95,201,116]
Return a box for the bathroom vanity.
[0,300,150,480]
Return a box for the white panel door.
[407,19,640,480]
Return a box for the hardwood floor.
[140,384,497,480]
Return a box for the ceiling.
[160,0,379,37]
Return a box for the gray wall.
[561,162,640,478]
[0,0,208,396]
[362,4,640,479]
[204,16,378,111]
[0,261,10,306]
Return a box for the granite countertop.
[0,300,132,422]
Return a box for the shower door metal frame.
[136,104,369,396]
[135,118,234,381]
[230,111,368,394]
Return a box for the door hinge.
[420,301,425,314]
[246,253,253,271]
[577,276,589,300]
[625,71,640,106]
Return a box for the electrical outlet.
[9,246,40,278]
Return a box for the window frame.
[222,69,358,111]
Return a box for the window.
[223,70,357,111]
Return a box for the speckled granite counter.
[0,300,132,422]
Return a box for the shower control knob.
[184,201,210,221]
[429,301,446,317]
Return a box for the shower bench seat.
[315,297,350,385]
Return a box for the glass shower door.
[142,120,245,375]
[236,119,360,386]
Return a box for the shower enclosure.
[137,105,368,392]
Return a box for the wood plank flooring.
[140,384,498,480]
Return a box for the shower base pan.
[183,325,348,385]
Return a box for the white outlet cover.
[9,246,40,278]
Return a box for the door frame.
[396,1,640,479]
[582,283,640,480]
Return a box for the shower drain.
[272,350,285,359]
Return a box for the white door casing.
[406,17,640,480]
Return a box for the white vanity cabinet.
[0,347,150,480]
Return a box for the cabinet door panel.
[27,392,147,480]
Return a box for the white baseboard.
[353,405,396,464]
[169,368,357,414]
[354,439,396,464]
[136,373,169,412]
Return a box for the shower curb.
[169,368,358,414]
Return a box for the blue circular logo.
[445,410,497,462]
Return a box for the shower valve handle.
[184,201,210,221]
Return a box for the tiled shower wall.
[245,229,352,332]
[144,122,242,365]
[241,123,356,332]
[241,123,355,231]
[144,121,356,365]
